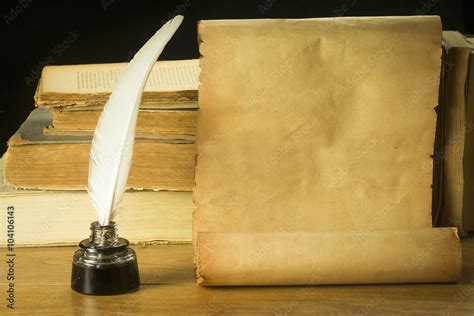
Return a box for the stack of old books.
[0,59,199,246]
[433,32,474,236]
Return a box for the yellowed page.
[41,59,199,93]
[195,16,441,234]
[196,229,461,286]
[193,16,457,285]
[35,59,200,107]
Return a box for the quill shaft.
[88,16,184,225]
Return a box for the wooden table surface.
[1,236,474,315]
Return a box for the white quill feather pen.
[88,15,184,226]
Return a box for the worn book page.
[196,229,461,285]
[35,59,199,107]
[193,16,460,285]
[41,59,199,93]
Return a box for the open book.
[35,59,199,108]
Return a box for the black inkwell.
[71,221,140,295]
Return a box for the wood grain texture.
[1,237,473,315]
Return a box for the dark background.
[0,0,472,155]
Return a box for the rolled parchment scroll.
[194,16,462,285]
[196,228,461,286]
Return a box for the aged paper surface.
[194,16,461,285]
[41,59,199,93]
[35,60,199,107]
